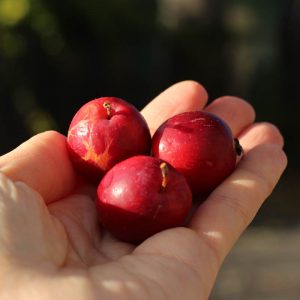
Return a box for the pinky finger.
[238,122,285,153]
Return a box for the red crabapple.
[97,155,192,243]
[152,111,243,197]
[67,97,151,182]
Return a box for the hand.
[0,81,287,300]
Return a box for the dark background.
[0,0,299,226]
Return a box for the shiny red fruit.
[152,111,242,197]
[97,155,192,243]
[67,97,151,182]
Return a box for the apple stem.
[160,162,168,191]
[103,102,112,119]
[234,138,244,156]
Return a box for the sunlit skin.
[67,97,151,183]
[0,81,287,300]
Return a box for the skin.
[0,81,287,300]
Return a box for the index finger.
[141,81,208,135]
[0,131,78,204]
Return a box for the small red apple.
[97,155,192,243]
[67,97,151,182]
[152,111,243,197]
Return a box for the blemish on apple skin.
[187,117,206,124]
[82,140,111,170]
[68,119,91,138]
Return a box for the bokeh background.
[0,0,299,299]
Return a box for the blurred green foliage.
[0,0,299,225]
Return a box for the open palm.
[0,81,287,300]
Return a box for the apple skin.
[67,97,151,183]
[97,155,192,243]
[151,111,240,197]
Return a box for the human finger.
[204,96,256,137]
[238,122,284,153]
[141,81,208,135]
[0,131,78,203]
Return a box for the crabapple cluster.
[67,97,242,243]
